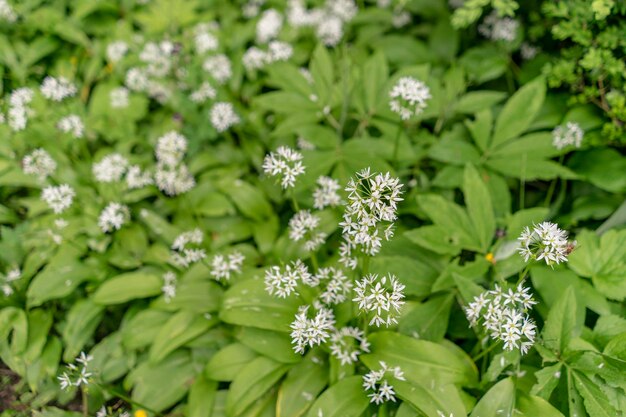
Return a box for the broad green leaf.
[394,380,467,417]
[305,376,369,417]
[469,377,515,417]
[156,279,223,313]
[486,156,576,180]
[226,357,290,417]
[220,278,302,332]
[370,256,436,297]
[27,261,94,307]
[573,371,619,417]
[463,164,496,252]
[491,77,546,148]
[491,132,561,159]
[121,309,173,350]
[460,46,508,83]
[417,194,479,251]
[254,91,318,113]
[61,300,104,362]
[310,44,334,104]
[23,310,53,364]
[361,332,478,387]
[0,307,28,355]
[531,364,563,400]
[206,343,258,382]
[455,91,507,115]
[188,375,217,417]
[405,225,463,255]
[542,286,578,355]
[237,327,301,364]
[277,352,329,417]
[363,51,388,112]
[93,271,162,305]
[217,179,273,221]
[398,294,454,342]
[569,149,626,193]
[149,311,217,364]
[465,109,493,152]
[428,135,481,166]
[516,392,565,417]
[506,208,549,240]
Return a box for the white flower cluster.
[23,149,57,180]
[287,0,357,46]
[313,176,341,209]
[478,11,519,42]
[154,131,195,196]
[162,271,177,303]
[57,114,84,138]
[465,283,537,354]
[193,23,219,54]
[262,146,306,189]
[389,77,431,120]
[190,82,216,104]
[96,406,130,417]
[210,252,245,281]
[209,102,240,132]
[339,169,403,259]
[1,267,21,296]
[353,273,405,327]
[58,352,93,391]
[40,76,77,102]
[106,41,129,63]
[362,361,406,404]
[7,87,34,131]
[124,40,176,103]
[98,202,130,233]
[0,0,17,23]
[93,153,129,183]
[264,259,313,298]
[329,326,370,365]
[41,184,75,214]
[140,40,175,77]
[518,222,573,266]
[289,210,327,251]
[256,8,283,43]
[242,41,293,71]
[290,305,335,354]
[315,266,353,305]
[521,42,539,60]
[110,87,130,108]
[126,165,153,189]
[171,229,206,268]
[552,122,584,150]
[203,54,232,85]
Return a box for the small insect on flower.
[290,304,336,354]
[23,149,57,180]
[264,259,313,298]
[98,203,130,233]
[262,146,306,189]
[353,273,406,327]
[362,361,406,404]
[41,184,75,214]
[552,122,584,150]
[330,327,370,365]
[518,222,574,266]
[209,102,240,132]
[389,76,431,120]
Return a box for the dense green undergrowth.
[0,1,625,417]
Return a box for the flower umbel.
[389,76,431,120]
[290,305,335,354]
[353,273,406,327]
[329,327,370,365]
[518,222,574,266]
[262,146,306,189]
[58,352,93,391]
[264,260,313,298]
[552,122,584,150]
[362,361,406,404]
[171,229,206,268]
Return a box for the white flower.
[353,273,405,327]
[125,165,153,189]
[194,30,219,54]
[203,54,232,84]
[339,169,403,256]
[362,361,405,404]
[552,122,584,150]
[316,15,344,47]
[243,47,268,71]
[209,102,240,132]
[162,271,177,302]
[40,76,77,101]
[389,77,431,120]
[7,88,33,131]
[106,41,129,63]
[330,327,370,365]
[57,115,84,138]
[125,68,149,92]
[42,184,75,214]
[264,260,312,298]
[327,0,357,22]
[521,42,539,60]
[517,222,573,266]
[190,82,216,103]
[256,9,283,43]
[316,267,353,305]
[289,210,327,251]
[287,0,322,27]
[290,305,335,354]
[98,203,129,233]
[297,136,315,150]
[110,87,130,108]
[478,11,519,42]
[93,153,129,183]
[139,41,173,77]
[1,267,21,296]
[313,176,341,209]
[267,41,293,62]
[243,0,264,18]
[171,229,206,268]
[392,11,411,28]
[262,146,305,189]
[58,352,92,391]
[155,163,195,196]
[210,252,245,281]
[0,0,17,23]
[155,131,188,166]
[9,87,34,108]
[23,149,57,180]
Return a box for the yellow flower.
[134,410,148,417]
[485,252,496,265]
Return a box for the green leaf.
[121,309,172,350]
[463,164,496,252]
[573,371,619,417]
[61,300,104,362]
[394,380,467,417]
[516,392,565,417]
[370,256,436,297]
[93,270,162,305]
[465,109,493,152]
[486,156,576,180]
[277,352,329,417]
[569,149,626,193]
[310,44,334,104]
[217,179,273,221]
[491,77,546,148]
[149,311,217,364]
[417,194,479,251]
[455,91,507,115]
[187,375,217,417]
[398,294,454,342]
[226,357,290,417]
[405,225,462,255]
[542,286,578,355]
[237,327,301,364]
[305,376,369,417]
[361,332,478,387]
[469,377,515,417]
[460,46,508,83]
[428,135,481,166]
[27,260,94,307]
[206,343,258,382]
[220,278,302,332]
[362,51,388,112]
[531,364,563,400]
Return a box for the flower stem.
[81,387,88,417]
[392,123,403,165]
[543,155,565,207]
[471,341,500,362]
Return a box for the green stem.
[471,341,500,362]
[379,402,389,417]
[290,193,300,212]
[543,155,565,207]
[81,387,88,417]
[516,264,531,287]
[310,251,319,273]
[392,123,403,166]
